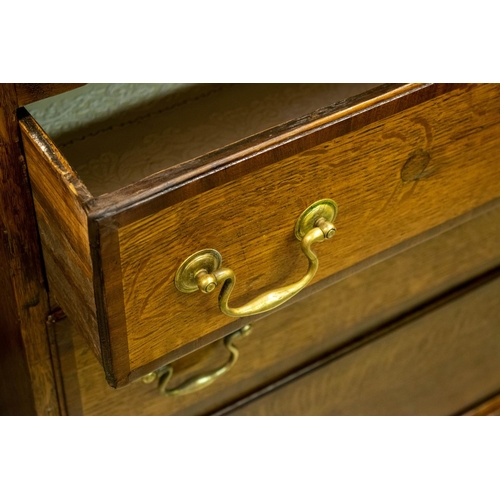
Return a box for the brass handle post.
[175,199,338,318]
[142,325,252,397]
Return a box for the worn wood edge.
[123,196,500,384]
[0,84,60,415]
[87,83,428,219]
[18,109,94,206]
[15,84,86,107]
[212,265,500,416]
[461,393,500,416]
[20,109,103,362]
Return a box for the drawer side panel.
[20,117,101,359]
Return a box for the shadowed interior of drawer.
[26,83,377,196]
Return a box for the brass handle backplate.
[142,325,252,397]
[174,199,338,318]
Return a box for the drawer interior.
[26,83,377,196]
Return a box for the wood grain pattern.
[90,84,452,217]
[55,205,500,415]
[0,84,59,415]
[15,84,85,107]
[18,83,422,385]
[226,274,500,416]
[18,113,101,359]
[20,83,500,386]
[108,84,500,383]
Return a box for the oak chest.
[8,82,500,415]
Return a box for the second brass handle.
[175,199,337,318]
[142,325,252,397]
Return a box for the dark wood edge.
[125,196,500,383]
[88,217,130,388]
[17,108,94,206]
[15,84,86,107]
[212,265,500,416]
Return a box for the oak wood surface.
[0,84,59,415]
[20,83,500,386]
[15,84,85,107]
[19,113,101,360]
[18,84,419,386]
[55,205,500,415]
[225,273,500,416]
[90,84,452,217]
[107,83,500,384]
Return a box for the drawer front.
[55,206,500,415]
[226,273,500,416]
[21,83,500,386]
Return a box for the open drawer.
[20,83,500,387]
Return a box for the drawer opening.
[25,83,377,197]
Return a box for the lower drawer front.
[227,274,500,416]
[54,205,500,415]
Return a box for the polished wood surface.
[20,113,101,361]
[19,83,500,387]
[15,84,85,107]
[105,83,500,384]
[225,272,500,416]
[0,84,59,415]
[54,205,500,415]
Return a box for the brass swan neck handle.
[174,199,338,318]
[142,325,252,397]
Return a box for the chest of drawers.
[1,83,500,415]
